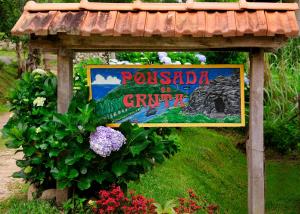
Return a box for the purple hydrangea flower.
[160,56,172,64]
[158,52,168,60]
[89,126,126,157]
[195,54,206,63]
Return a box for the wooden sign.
[87,65,245,127]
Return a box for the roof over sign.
[12,0,299,38]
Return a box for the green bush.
[264,38,300,153]
[116,51,248,65]
[3,65,178,194]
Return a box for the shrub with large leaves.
[3,66,178,194]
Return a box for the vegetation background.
[0,0,299,213]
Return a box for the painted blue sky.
[90,67,240,101]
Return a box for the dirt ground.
[0,113,23,200]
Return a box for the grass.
[0,50,16,58]
[128,128,300,213]
[149,107,241,123]
[0,62,18,105]
[265,160,300,214]
[0,182,60,214]
[0,137,8,151]
[0,104,9,114]
[129,128,248,213]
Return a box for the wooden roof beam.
[29,35,288,52]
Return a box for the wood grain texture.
[57,48,73,114]
[248,49,265,214]
[29,35,288,51]
[56,48,73,205]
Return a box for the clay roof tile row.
[11,2,299,38]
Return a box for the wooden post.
[297,0,300,36]
[57,48,73,113]
[248,49,265,214]
[56,48,73,205]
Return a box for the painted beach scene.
[89,66,244,126]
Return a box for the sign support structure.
[56,48,73,205]
[248,49,265,214]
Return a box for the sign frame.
[87,64,245,127]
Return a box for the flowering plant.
[91,185,156,214]
[3,70,57,188]
[116,52,206,65]
[90,126,126,157]
[33,96,46,107]
[90,187,219,214]
[175,189,218,214]
[4,66,178,193]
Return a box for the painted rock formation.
[183,73,241,118]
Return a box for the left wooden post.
[56,48,73,205]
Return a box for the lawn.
[0,50,16,58]
[265,160,300,214]
[0,60,18,106]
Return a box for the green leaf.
[130,141,150,157]
[112,162,128,177]
[130,128,153,144]
[24,166,32,174]
[68,169,79,179]
[76,135,83,144]
[65,156,77,165]
[16,160,28,168]
[49,150,60,158]
[78,178,91,190]
[53,114,69,126]
[50,140,60,148]
[23,146,36,156]
[12,171,26,179]
[94,172,112,184]
[118,121,132,136]
[5,139,22,149]
[39,144,48,150]
[57,180,71,189]
[55,130,68,140]
[31,157,42,165]
[84,152,95,161]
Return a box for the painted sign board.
[87,65,245,127]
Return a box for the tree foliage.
[0,0,28,41]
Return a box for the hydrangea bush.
[116,52,206,65]
[116,51,247,65]
[3,64,178,194]
[90,126,126,157]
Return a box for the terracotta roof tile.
[11,2,299,38]
[175,12,206,37]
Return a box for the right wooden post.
[248,49,265,214]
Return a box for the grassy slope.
[0,63,17,100]
[0,50,18,109]
[129,128,300,213]
[129,128,248,213]
[0,50,16,58]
